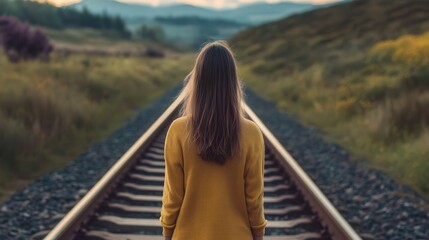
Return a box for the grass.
[0,52,193,202]
[232,0,429,72]
[44,28,182,55]
[231,0,429,198]
[235,22,429,198]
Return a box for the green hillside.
[231,0,429,196]
[232,0,429,72]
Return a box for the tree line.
[0,0,130,38]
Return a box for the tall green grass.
[0,53,193,201]
[238,32,429,197]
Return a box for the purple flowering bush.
[0,16,53,62]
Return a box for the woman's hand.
[253,236,263,240]
[164,237,172,240]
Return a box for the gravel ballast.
[1,85,428,240]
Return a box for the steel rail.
[44,91,185,240]
[243,103,361,240]
[44,87,360,240]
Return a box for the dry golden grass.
[0,52,194,201]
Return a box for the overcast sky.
[47,0,341,8]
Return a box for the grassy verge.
[0,53,193,202]
[239,32,429,197]
[44,28,182,55]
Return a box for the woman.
[160,41,267,240]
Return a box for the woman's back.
[160,116,267,240]
[159,40,267,239]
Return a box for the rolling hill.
[223,1,318,24]
[67,0,318,25]
[67,0,330,48]
[231,0,429,196]
[231,0,429,72]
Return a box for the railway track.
[43,92,361,240]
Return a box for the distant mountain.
[223,2,316,24]
[67,0,318,25]
[66,0,342,48]
[68,0,154,18]
[144,3,218,19]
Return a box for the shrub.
[401,67,429,90]
[368,93,429,141]
[0,16,53,62]
[145,48,165,58]
[372,32,429,67]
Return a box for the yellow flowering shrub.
[372,32,429,65]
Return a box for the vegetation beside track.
[232,0,429,197]
[0,53,193,201]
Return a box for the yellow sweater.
[160,116,268,240]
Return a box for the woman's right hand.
[253,236,263,240]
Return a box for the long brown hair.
[181,41,244,164]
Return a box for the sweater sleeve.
[159,120,185,237]
[244,123,268,237]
